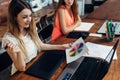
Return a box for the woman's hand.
[61,43,72,50]
[75,20,81,27]
[74,15,81,28]
[5,41,21,54]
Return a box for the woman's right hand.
[5,41,21,54]
[75,15,81,27]
[60,43,72,50]
[75,19,81,27]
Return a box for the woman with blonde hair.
[1,0,71,77]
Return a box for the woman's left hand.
[61,43,72,50]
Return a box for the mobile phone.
[4,45,8,49]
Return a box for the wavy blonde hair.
[8,0,41,57]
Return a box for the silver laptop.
[57,39,119,80]
[97,21,120,35]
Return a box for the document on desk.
[74,22,94,31]
[85,42,117,59]
[65,37,88,64]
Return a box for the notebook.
[25,50,66,80]
[66,31,89,39]
[97,21,120,35]
[57,39,119,80]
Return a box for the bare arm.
[33,30,70,50]
[58,9,81,35]
[40,42,71,51]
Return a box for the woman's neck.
[65,5,71,10]
[20,28,27,36]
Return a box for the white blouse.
[2,32,40,75]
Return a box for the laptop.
[97,21,120,35]
[57,39,119,80]
[25,50,66,80]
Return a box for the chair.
[39,15,48,28]
[36,21,42,33]
[0,39,12,72]
[0,51,12,72]
[0,46,12,80]
[36,15,48,33]
[38,24,53,43]
[46,11,55,25]
[35,17,41,33]
[93,0,107,6]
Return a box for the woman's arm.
[58,9,81,35]
[5,42,26,71]
[74,14,82,27]
[40,41,71,51]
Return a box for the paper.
[89,33,102,37]
[65,37,88,64]
[74,22,94,31]
[85,42,117,60]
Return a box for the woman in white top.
[2,0,71,76]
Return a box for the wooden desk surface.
[85,0,120,21]
[8,19,120,80]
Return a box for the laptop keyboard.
[70,57,102,80]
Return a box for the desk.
[85,0,120,21]
[8,19,120,80]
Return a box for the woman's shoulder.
[60,5,66,9]
[2,32,18,46]
[2,32,15,40]
[57,5,66,13]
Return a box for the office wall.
[0,0,10,24]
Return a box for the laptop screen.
[105,39,119,63]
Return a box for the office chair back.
[36,21,42,33]
[46,11,55,25]
[39,15,48,28]
[36,15,48,33]
[0,51,12,72]
[38,24,53,43]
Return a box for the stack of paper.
[74,22,94,31]
[85,42,117,59]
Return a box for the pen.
[107,21,111,39]
[111,22,116,39]
[105,20,109,40]
[109,21,114,39]
[4,45,8,49]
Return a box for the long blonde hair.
[8,0,41,57]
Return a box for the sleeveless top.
[2,32,39,75]
[51,5,75,43]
